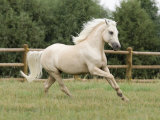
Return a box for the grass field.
[0,80,160,120]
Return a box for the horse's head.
[102,19,121,51]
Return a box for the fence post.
[126,47,132,81]
[23,44,29,81]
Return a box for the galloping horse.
[21,18,129,101]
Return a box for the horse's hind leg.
[50,71,72,97]
[44,76,56,93]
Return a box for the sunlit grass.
[0,80,160,120]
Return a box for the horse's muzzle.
[112,42,121,51]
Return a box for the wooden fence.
[0,44,160,82]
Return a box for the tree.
[0,0,46,48]
[0,0,109,77]
[0,0,46,77]
[138,0,160,50]
[138,0,158,21]
[39,0,109,45]
[112,0,160,78]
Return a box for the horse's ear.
[105,19,108,25]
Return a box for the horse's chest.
[92,54,102,61]
[87,52,103,68]
[93,56,103,67]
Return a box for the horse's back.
[40,43,68,71]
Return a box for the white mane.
[72,18,116,44]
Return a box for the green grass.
[0,80,160,120]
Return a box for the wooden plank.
[0,48,24,52]
[133,51,160,56]
[107,65,128,68]
[0,78,158,83]
[131,79,159,83]
[29,48,43,51]
[104,50,129,54]
[0,48,159,56]
[0,63,24,67]
[116,79,159,83]
[132,65,160,69]
[0,78,24,81]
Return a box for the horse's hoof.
[68,94,73,97]
[44,89,48,94]
[122,96,129,102]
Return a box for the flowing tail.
[20,51,43,82]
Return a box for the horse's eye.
[109,31,113,35]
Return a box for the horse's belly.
[61,66,88,74]
[59,61,88,74]
[58,58,88,74]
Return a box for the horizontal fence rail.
[133,51,160,55]
[104,50,129,54]
[0,48,25,52]
[29,48,43,51]
[0,63,24,67]
[107,65,128,69]
[0,44,160,82]
[132,65,160,69]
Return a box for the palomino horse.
[21,18,129,101]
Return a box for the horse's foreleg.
[90,67,129,102]
[50,72,72,97]
[44,76,56,93]
[106,75,129,102]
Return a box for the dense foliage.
[113,0,160,78]
[0,0,159,78]
[0,0,109,77]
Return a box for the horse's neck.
[86,24,105,52]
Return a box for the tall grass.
[0,80,160,120]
